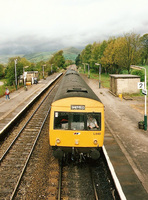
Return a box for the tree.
[5,57,23,85]
[101,39,116,73]
[20,57,31,67]
[140,34,148,65]
[0,64,4,78]
[90,41,108,73]
[100,40,108,57]
[79,32,145,74]
[114,37,127,72]
[75,54,81,66]
[90,42,101,72]
[124,32,141,73]
[53,50,65,69]
[81,44,92,64]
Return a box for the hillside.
[62,47,81,61]
[0,47,82,64]
[23,51,55,63]
[63,47,81,54]
[24,47,81,63]
[0,54,24,64]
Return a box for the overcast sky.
[0,0,148,54]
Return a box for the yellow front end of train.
[49,97,105,159]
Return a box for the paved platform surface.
[0,73,148,199]
[84,76,148,199]
[0,73,60,133]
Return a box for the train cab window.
[54,112,101,130]
[54,112,69,129]
[87,113,101,130]
[71,113,84,130]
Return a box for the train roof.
[53,70,102,103]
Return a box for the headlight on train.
[56,138,61,144]
[93,139,98,145]
[75,139,79,145]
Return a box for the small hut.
[110,74,140,95]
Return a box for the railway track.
[58,161,97,200]
[57,153,120,200]
[0,75,62,200]
[0,72,126,199]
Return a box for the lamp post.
[42,64,46,79]
[86,63,90,78]
[51,64,53,73]
[82,63,86,73]
[131,65,147,131]
[95,63,101,88]
[14,59,17,90]
[23,67,26,87]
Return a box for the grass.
[0,79,23,97]
[144,65,148,76]
[90,73,110,88]
[0,85,14,97]
[79,65,148,96]
[79,68,110,88]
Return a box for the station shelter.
[110,74,140,95]
[23,71,38,85]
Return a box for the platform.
[0,73,61,134]
[83,76,148,199]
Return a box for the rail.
[0,74,63,200]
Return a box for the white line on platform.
[102,145,127,200]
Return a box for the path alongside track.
[82,75,148,198]
[0,73,61,134]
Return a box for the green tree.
[101,39,116,73]
[90,41,108,73]
[131,70,144,82]
[5,57,23,85]
[20,57,31,67]
[124,32,141,73]
[75,54,81,66]
[53,50,65,69]
[79,32,144,74]
[114,37,127,72]
[100,40,108,57]
[81,44,92,64]
[140,34,148,65]
[0,64,4,78]
[90,42,101,72]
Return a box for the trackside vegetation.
[0,50,74,96]
[76,32,148,87]
[0,32,148,96]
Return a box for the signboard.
[142,89,147,95]
[71,105,85,110]
[138,82,145,89]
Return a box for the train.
[49,69,105,161]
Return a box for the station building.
[110,74,140,95]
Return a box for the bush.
[131,70,144,82]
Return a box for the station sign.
[138,82,145,89]
[142,89,147,95]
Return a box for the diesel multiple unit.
[49,70,105,160]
